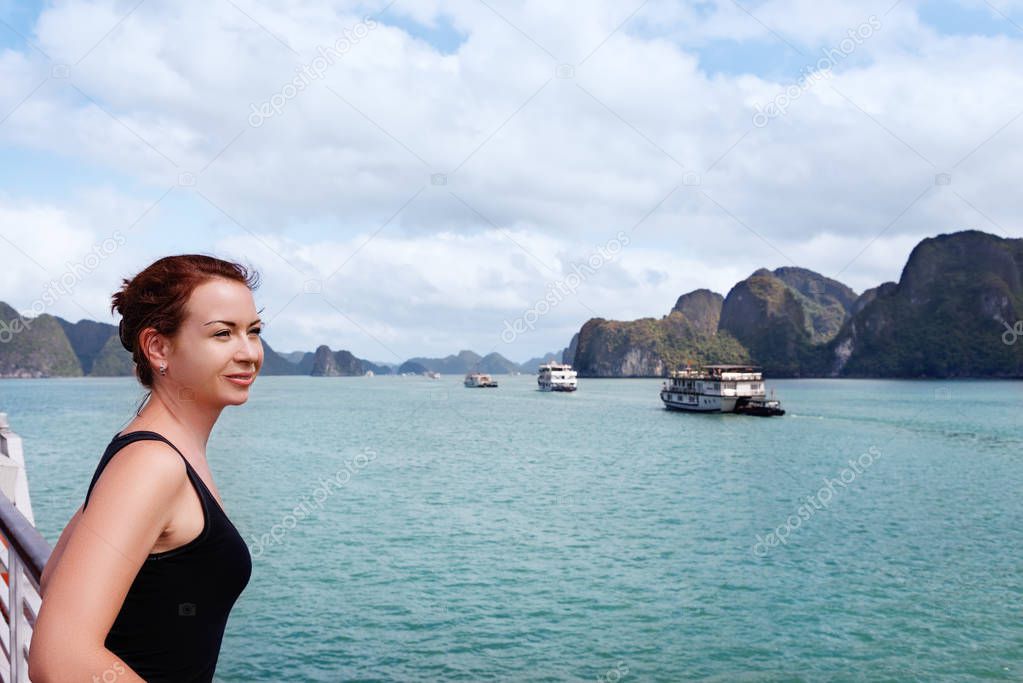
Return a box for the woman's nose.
[237,335,261,361]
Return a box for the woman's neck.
[123,391,222,463]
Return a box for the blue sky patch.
[376,8,467,55]
[918,0,1023,38]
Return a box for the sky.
[2,0,1022,364]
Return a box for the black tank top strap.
[84,430,193,510]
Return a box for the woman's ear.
[139,327,171,372]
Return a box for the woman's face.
[167,278,264,407]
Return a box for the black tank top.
[82,430,252,682]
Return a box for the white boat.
[660,364,783,415]
[464,372,498,388]
[537,362,577,392]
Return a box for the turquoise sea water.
[3,376,1022,682]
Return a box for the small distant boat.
[426,371,441,379]
[464,372,498,388]
[537,362,577,392]
[660,364,784,416]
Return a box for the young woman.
[29,254,264,682]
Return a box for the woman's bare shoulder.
[41,441,188,596]
[86,439,190,514]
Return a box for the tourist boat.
[660,364,784,415]
[464,372,498,388]
[537,362,578,392]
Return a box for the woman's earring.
[159,364,167,376]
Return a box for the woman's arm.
[28,441,188,682]
[39,504,83,598]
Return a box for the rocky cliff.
[571,302,749,377]
[258,339,306,375]
[567,230,1023,378]
[829,231,1023,377]
[310,345,366,376]
[0,302,83,378]
[671,289,724,336]
[717,267,851,376]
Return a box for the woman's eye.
[216,328,260,337]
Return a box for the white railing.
[0,415,50,683]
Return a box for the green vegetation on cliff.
[718,268,848,376]
[830,231,1023,377]
[88,334,134,376]
[570,230,1023,378]
[572,295,749,377]
[0,303,83,378]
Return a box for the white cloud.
[0,0,1021,360]
[0,186,166,323]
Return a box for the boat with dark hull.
[734,395,786,416]
[660,364,784,416]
